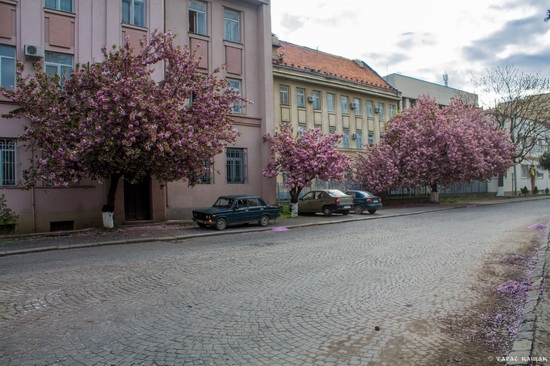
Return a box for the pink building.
[0,0,274,233]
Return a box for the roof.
[273,40,398,94]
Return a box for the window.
[279,85,289,105]
[368,132,374,145]
[328,127,336,136]
[45,0,73,12]
[327,93,335,112]
[122,0,146,27]
[227,79,242,113]
[341,96,348,114]
[189,1,207,35]
[226,148,246,183]
[45,52,73,81]
[377,103,385,120]
[297,125,306,137]
[0,139,16,186]
[366,101,373,118]
[343,129,350,148]
[200,160,213,184]
[312,91,321,110]
[521,164,530,179]
[355,131,362,149]
[296,88,305,108]
[0,45,16,91]
[389,105,395,118]
[353,98,361,116]
[224,8,240,43]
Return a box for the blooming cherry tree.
[263,125,351,217]
[1,31,245,215]
[355,97,514,202]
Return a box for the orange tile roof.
[273,40,397,93]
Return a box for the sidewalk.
[0,195,547,257]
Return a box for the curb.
[506,229,550,366]
[0,205,460,257]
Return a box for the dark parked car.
[298,189,353,216]
[192,195,280,230]
[345,190,383,214]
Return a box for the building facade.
[272,37,400,187]
[0,0,273,233]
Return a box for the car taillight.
[335,198,340,204]
[366,199,373,203]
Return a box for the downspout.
[31,186,36,233]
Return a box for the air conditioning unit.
[375,106,383,114]
[350,102,357,109]
[307,96,315,103]
[24,45,45,59]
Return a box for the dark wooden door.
[124,177,151,221]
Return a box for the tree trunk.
[289,186,303,218]
[496,174,505,197]
[430,183,439,203]
[102,173,121,228]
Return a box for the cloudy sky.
[271,0,550,98]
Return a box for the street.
[1,200,549,365]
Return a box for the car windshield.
[213,197,234,208]
[326,189,348,197]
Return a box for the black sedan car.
[192,195,280,230]
[345,190,383,214]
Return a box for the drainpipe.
[31,185,36,233]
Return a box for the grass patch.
[439,194,506,204]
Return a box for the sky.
[270,0,550,103]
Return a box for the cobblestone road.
[1,201,549,365]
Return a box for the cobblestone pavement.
[0,199,549,365]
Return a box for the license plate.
[343,205,351,209]
[373,200,379,203]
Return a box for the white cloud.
[271,0,550,96]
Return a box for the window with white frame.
[223,8,240,43]
[328,127,335,135]
[341,96,348,114]
[200,159,213,184]
[537,168,544,179]
[368,132,374,145]
[343,129,350,148]
[226,148,246,183]
[296,88,305,108]
[377,103,385,120]
[0,139,16,186]
[353,98,361,116]
[327,93,335,112]
[521,164,531,179]
[189,0,207,35]
[45,0,73,12]
[0,45,16,91]
[312,91,321,110]
[366,101,373,118]
[297,124,306,137]
[122,0,146,27]
[227,79,242,113]
[45,52,73,81]
[355,131,362,149]
[280,85,289,105]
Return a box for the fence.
[276,180,488,202]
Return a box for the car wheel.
[353,205,363,215]
[215,218,228,230]
[197,222,206,228]
[259,214,270,227]
[368,209,377,214]
[322,206,333,217]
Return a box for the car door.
[299,191,316,213]
[232,198,250,224]
[246,197,264,222]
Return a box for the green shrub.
[546,188,549,194]
[520,186,529,195]
[0,194,18,235]
[533,186,539,194]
